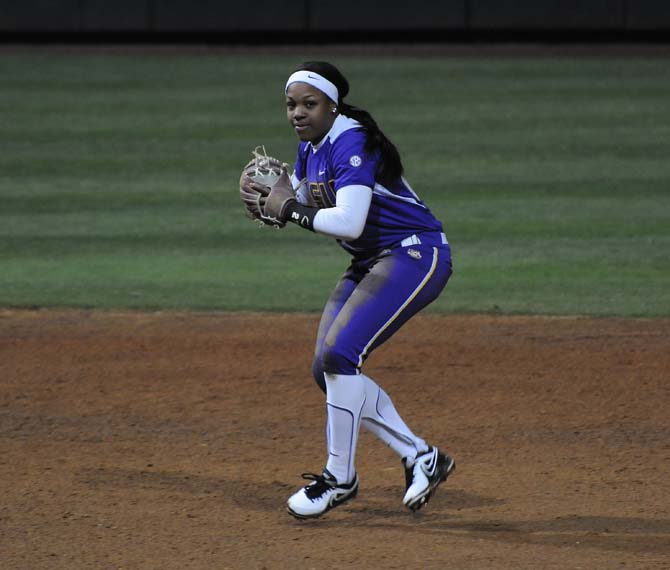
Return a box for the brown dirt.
[1,310,669,570]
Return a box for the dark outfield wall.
[0,0,669,34]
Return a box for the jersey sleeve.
[329,129,377,191]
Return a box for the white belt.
[400,233,448,247]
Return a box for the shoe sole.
[287,485,359,520]
[407,456,456,512]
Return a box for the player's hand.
[263,168,296,223]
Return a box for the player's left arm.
[310,185,371,239]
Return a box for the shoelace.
[300,472,336,500]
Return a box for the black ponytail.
[339,102,403,187]
[294,61,404,188]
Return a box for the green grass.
[1,51,669,316]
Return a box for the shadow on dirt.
[79,465,670,557]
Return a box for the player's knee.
[321,343,358,376]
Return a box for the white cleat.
[287,469,359,519]
[403,446,455,511]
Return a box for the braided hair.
[294,61,404,188]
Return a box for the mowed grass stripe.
[1,53,668,316]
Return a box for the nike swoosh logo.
[318,169,326,175]
[423,450,438,476]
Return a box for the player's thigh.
[314,270,359,355]
[324,245,451,371]
[311,268,360,390]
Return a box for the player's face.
[286,82,337,144]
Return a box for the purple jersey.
[294,115,446,257]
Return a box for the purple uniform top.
[294,115,447,258]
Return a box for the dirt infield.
[1,310,669,570]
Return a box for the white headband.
[285,70,339,104]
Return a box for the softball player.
[261,62,455,519]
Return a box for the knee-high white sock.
[324,373,365,485]
[359,374,428,462]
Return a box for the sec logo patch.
[349,155,362,167]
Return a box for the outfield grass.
[1,50,669,316]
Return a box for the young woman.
[248,61,455,519]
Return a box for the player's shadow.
[340,507,670,556]
[282,482,670,556]
[77,468,670,556]
[77,466,294,513]
[77,467,498,516]
[77,466,494,516]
